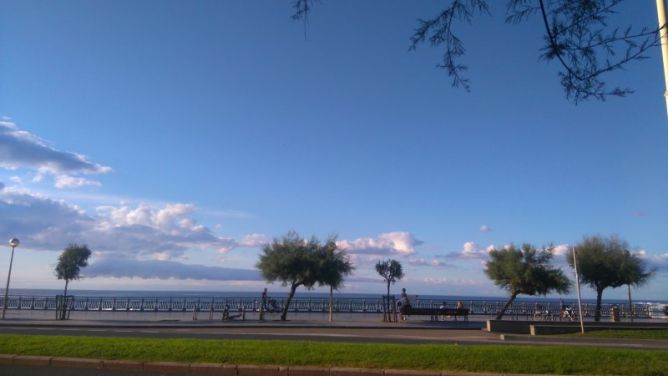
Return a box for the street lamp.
[2,238,20,320]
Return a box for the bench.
[403,307,470,321]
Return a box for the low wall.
[487,319,668,335]
[531,322,668,335]
[486,320,533,334]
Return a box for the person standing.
[259,288,268,321]
[399,288,411,321]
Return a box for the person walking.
[259,288,268,321]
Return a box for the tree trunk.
[495,292,518,320]
[61,279,69,320]
[595,287,604,322]
[328,286,333,322]
[627,284,633,323]
[386,281,391,322]
[281,283,299,321]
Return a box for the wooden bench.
[403,307,470,321]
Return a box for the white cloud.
[337,232,423,255]
[637,250,668,273]
[406,257,450,268]
[346,253,384,270]
[421,277,484,286]
[54,175,102,189]
[0,188,260,260]
[551,244,571,256]
[479,224,492,233]
[0,120,110,187]
[444,241,494,260]
[0,120,111,174]
[238,233,270,248]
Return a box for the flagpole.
[572,247,585,334]
[656,0,668,115]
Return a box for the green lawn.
[574,329,668,340]
[0,334,667,375]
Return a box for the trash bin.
[611,305,620,322]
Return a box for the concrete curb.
[0,354,565,375]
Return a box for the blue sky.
[1,0,667,300]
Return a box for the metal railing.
[0,295,653,319]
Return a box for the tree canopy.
[290,0,661,103]
[256,231,353,320]
[55,243,92,320]
[55,243,92,289]
[375,259,404,287]
[318,239,354,291]
[485,243,570,319]
[375,259,404,321]
[568,235,652,321]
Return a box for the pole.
[572,247,585,334]
[2,245,16,320]
[656,0,668,114]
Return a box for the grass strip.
[572,329,668,340]
[0,334,666,375]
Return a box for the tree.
[317,239,354,321]
[375,259,404,322]
[256,231,353,321]
[619,249,654,321]
[290,0,661,103]
[567,235,639,321]
[55,244,92,319]
[485,244,570,320]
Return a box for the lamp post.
[656,0,668,114]
[2,238,20,320]
[572,246,585,334]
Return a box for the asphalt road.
[1,322,666,349]
[0,365,166,376]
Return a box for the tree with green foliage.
[55,244,92,319]
[568,235,652,321]
[256,231,353,321]
[375,259,404,321]
[485,244,570,320]
[317,239,354,321]
[290,0,661,103]
[620,249,654,321]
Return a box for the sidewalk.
[0,317,485,329]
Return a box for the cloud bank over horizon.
[85,258,261,281]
